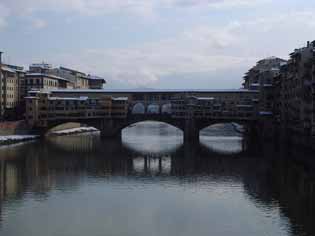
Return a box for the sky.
[1,0,315,89]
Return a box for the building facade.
[25,73,74,91]
[25,89,259,128]
[278,41,315,137]
[87,75,106,89]
[25,91,129,127]
[171,93,258,120]
[0,64,26,119]
[50,67,90,89]
[243,41,315,140]
[243,57,287,115]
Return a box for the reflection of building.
[132,156,171,175]
[0,158,25,202]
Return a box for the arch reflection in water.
[1,134,315,236]
[200,123,243,154]
[47,132,101,153]
[132,156,171,175]
[122,121,183,154]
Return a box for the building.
[243,56,287,116]
[279,41,315,137]
[0,58,106,121]
[0,64,26,119]
[50,67,90,89]
[25,91,128,128]
[87,75,106,89]
[171,93,258,120]
[29,63,105,90]
[29,63,52,74]
[25,73,74,91]
[24,89,259,129]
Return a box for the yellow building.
[0,65,25,119]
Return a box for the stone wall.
[0,121,31,135]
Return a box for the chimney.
[307,41,310,47]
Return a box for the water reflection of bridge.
[0,139,315,235]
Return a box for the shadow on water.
[0,122,314,236]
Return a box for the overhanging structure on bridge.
[25,88,260,142]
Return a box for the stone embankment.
[0,120,99,146]
[49,127,99,136]
[0,121,38,146]
[0,120,31,135]
[0,135,39,146]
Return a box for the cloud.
[170,0,270,9]
[31,18,47,29]
[49,8,315,88]
[0,0,270,18]
[2,0,314,88]
[0,4,10,30]
[53,24,257,87]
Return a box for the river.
[0,122,314,236]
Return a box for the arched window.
[161,103,172,114]
[132,103,145,114]
[147,104,160,114]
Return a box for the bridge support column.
[183,119,199,144]
[98,119,122,139]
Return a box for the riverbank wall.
[273,124,315,156]
[0,121,32,135]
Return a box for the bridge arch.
[120,119,184,134]
[198,122,245,154]
[36,120,102,136]
[122,121,183,154]
[199,122,244,136]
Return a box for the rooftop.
[26,73,72,83]
[30,63,52,69]
[59,66,86,76]
[48,96,89,101]
[112,97,128,101]
[48,88,259,94]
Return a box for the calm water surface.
[0,122,314,236]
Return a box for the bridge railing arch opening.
[131,103,145,114]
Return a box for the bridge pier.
[98,119,122,139]
[183,119,200,144]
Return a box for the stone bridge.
[25,89,261,142]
